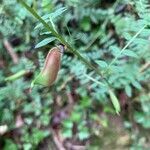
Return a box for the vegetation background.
[0,0,150,149]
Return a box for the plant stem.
[18,0,108,83]
[84,74,107,87]
[108,24,146,68]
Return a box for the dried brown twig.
[3,39,19,64]
[52,129,66,150]
[139,61,150,73]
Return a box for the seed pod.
[31,45,64,87]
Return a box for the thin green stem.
[84,18,108,51]
[84,74,107,87]
[84,31,101,51]
[18,0,109,84]
[107,24,146,69]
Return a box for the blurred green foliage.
[0,0,150,149]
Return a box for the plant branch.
[3,39,19,64]
[18,0,108,84]
[108,24,146,68]
[18,0,121,114]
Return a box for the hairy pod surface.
[32,45,64,87]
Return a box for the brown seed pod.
[31,45,64,87]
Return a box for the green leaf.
[49,17,57,32]
[78,125,89,140]
[125,85,132,97]
[80,17,91,31]
[63,129,72,138]
[34,7,67,29]
[78,131,89,140]
[42,7,67,20]
[71,111,81,122]
[110,45,120,57]
[23,143,32,150]
[134,112,144,123]
[63,120,73,129]
[132,80,142,89]
[35,37,56,48]
[34,20,49,30]
[5,70,26,81]
[122,50,138,58]
[108,89,121,114]
[40,31,51,35]
[96,60,108,68]
[80,97,91,108]
[3,139,18,150]
[123,32,132,40]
